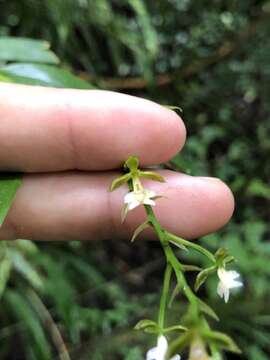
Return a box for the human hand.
[0,83,234,241]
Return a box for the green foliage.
[0,174,21,226]
[0,37,59,63]
[0,63,93,88]
[0,0,269,359]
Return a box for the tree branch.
[79,11,269,90]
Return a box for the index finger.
[0,83,185,172]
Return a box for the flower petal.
[170,355,181,360]
[217,281,230,303]
[230,280,243,289]
[217,282,224,299]
[146,347,158,360]
[144,199,156,206]
[124,192,136,203]
[146,190,156,198]
[228,270,240,280]
[128,200,140,210]
[217,267,227,280]
[156,335,168,357]
[224,288,230,303]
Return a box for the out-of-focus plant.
[0,0,269,358]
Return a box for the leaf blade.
[0,37,59,64]
[131,220,150,242]
[0,174,22,227]
[0,63,93,89]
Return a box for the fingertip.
[109,96,187,167]
[161,108,187,160]
[141,103,186,165]
[196,177,235,234]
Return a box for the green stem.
[166,245,198,309]
[144,205,198,312]
[158,262,172,329]
[144,205,165,240]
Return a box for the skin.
[0,83,234,241]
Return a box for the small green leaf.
[223,255,235,264]
[215,248,234,267]
[131,220,151,242]
[144,326,161,334]
[198,299,219,321]
[134,319,157,329]
[203,330,241,353]
[0,174,22,227]
[215,248,229,259]
[134,319,160,333]
[166,232,216,263]
[163,325,187,333]
[168,332,192,355]
[181,264,202,272]
[121,203,129,223]
[168,238,188,251]
[195,266,216,292]
[168,283,181,307]
[124,156,139,172]
[110,173,131,191]
[138,170,165,182]
[0,37,59,64]
[163,105,183,113]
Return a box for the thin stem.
[28,289,71,360]
[144,205,164,240]
[158,262,172,329]
[165,245,198,309]
[144,205,198,312]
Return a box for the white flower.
[124,189,156,211]
[217,267,243,303]
[146,335,181,360]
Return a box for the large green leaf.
[0,258,12,298]
[8,249,44,289]
[0,174,22,227]
[6,290,52,360]
[0,37,59,64]
[0,63,94,89]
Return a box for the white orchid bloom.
[124,189,156,211]
[146,335,180,360]
[217,267,243,303]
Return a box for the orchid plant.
[110,156,242,360]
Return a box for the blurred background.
[0,0,269,359]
